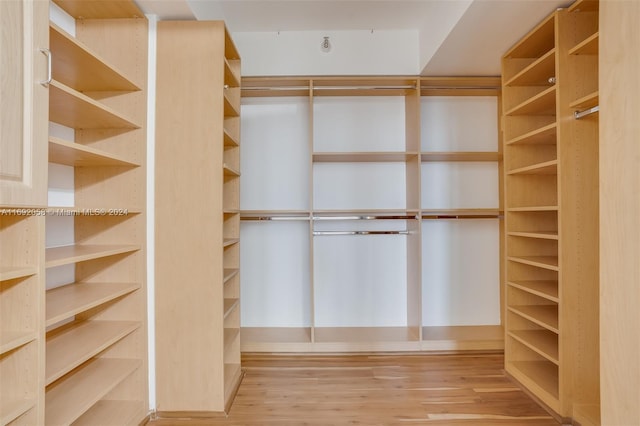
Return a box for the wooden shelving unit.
[43,2,149,425]
[239,75,502,353]
[502,1,600,421]
[155,20,243,414]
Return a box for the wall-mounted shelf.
[45,245,139,268]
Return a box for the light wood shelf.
[506,122,557,145]
[505,48,556,87]
[509,305,559,333]
[569,32,599,55]
[223,269,239,284]
[223,239,240,248]
[73,400,144,426]
[508,160,557,175]
[223,164,241,177]
[508,360,559,400]
[1,398,37,426]
[508,256,559,271]
[0,331,37,356]
[509,330,559,364]
[45,245,139,269]
[508,231,558,240]
[572,404,601,426]
[507,206,558,212]
[507,280,559,302]
[51,0,145,19]
[224,328,240,349]
[45,320,139,385]
[49,80,139,129]
[224,95,240,117]
[44,358,140,426]
[49,23,140,92]
[505,86,557,116]
[224,298,239,319]
[568,0,599,13]
[224,129,239,147]
[313,152,418,163]
[0,266,38,282]
[241,327,312,344]
[224,363,242,402]
[421,152,501,162]
[504,14,555,60]
[569,90,599,110]
[46,282,139,327]
[48,137,138,167]
[421,208,501,218]
[224,58,240,88]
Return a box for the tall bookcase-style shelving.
[502,0,599,422]
[155,20,243,415]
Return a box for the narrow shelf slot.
[509,305,559,333]
[508,256,559,271]
[506,122,557,145]
[569,32,599,55]
[224,298,239,318]
[0,331,37,356]
[421,208,501,217]
[46,282,140,327]
[508,160,557,175]
[46,320,140,385]
[224,58,240,88]
[505,86,556,116]
[505,48,556,87]
[421,152,501,162]
[507,280,559,302]
[1,398,37,426]
[45,245,140,269]
[570,91,599,110]
[224,363,242,402]
[568,0,599,13]
[49,80,140,129]
[50,23,140,92]
[509,330,559,364]
[45,358,140,426]
[0,265,38,282]
[508,231,558,240]
[223,268,239,283]
[508,360,559,400]
[49,137,138,167]
[73,400,143,426]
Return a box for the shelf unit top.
[241,76,501,98]
[52,0,145,19]
[50,23,140,92]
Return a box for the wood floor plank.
[146,353,559,426]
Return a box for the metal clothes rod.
[421,215,502,220]
[313,215,417,221]
[313,85,416,91]
[420,86,500,90]
[241,216,309,221]
[313,230,409,236]
[574,105,599,119]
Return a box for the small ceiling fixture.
[320,36,331,53]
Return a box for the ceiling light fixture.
[320,36,331,53]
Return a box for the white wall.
[233,29,420,76]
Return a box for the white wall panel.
[421,162,499,209]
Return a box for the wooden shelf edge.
[508,305,559,334]
[313,152,419,163]
[421,151,501,162]
[0,330,38,355]
[72,400,144,426]
[506,361,560,409]
[224,298,239,318]
[46,282,140,327]
[0,398,37,426]
[505,122,557,146]
[49,137,138,167]
[49,23,140,92]
[569,32,599,56]
[507,256,559,271]
[45,358,141,426]
[0,265,38,282]
[505,86,556,116]
[508,330,559,364]
[504,48,556,87]
[507,160,557,175]
[569,90,599,110]
[223,268,239,283]
[45,320,140,386]
[45,244,140,269]
[507,281,559,303]
[507,231,558,240]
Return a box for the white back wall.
[233,30,419,76]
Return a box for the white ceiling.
[137,0,571,75]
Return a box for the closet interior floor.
[147,352,561,425]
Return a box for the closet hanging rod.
[421,214,502,219]
[574,105,599,119]
[313,85,416,91]
[241,216,309,221]
[313,230,409,236]
[243,86,310,91]
[420,86,500,90]
[313,215,417,221]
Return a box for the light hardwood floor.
[147,353,561,425]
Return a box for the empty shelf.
[224,298,239,318]
[509,305,559,333]
[506,122,557,145]
[45,245,139,268]
[508,280,559,302]
[0,330,37,355]
[223,268,239,283]
[223,238,240,248]
[46,282,139,327]
[509,330,559,364]
[0,265,38,282]
[508,160,557,175]
[508,231,558,240]
[73,400,143,426]
[1,398,37,426]
[569,32,599,56]
[508,256,559,271]
[505,86,556,116]
[505,48,556,87]
[49,137,138,167]
[508,360,559,401]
